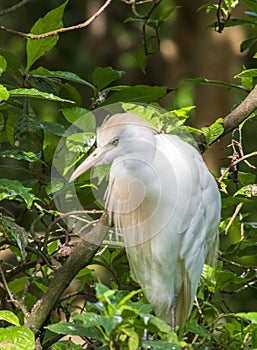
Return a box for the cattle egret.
[70,113,221,328]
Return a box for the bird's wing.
[105,133,220,326]
[155,134,220,325]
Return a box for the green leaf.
[142,340,181,350]
[0,49,22,77]
[66,132,95,153]
[73,313,122,337]
[6,113,17,146]
[216,270,247,290]
[0,326,35,350]
[0,150,41,162]
[240,37,257,52]
[46,317,105,341]
[50,340,84,350]
[187,77,247,91]
[235,68,257,90]
[9,88,74,103]
[201,118,224,145]
[92,66,125,90]
[135,40,153,74]
[121,327,139,350]
[36,121,67,136]
[104,85,167,104]
[26,1,68,72]
[236,312,257,323]
[96,164,111,185]
[30,67,95,89]
[0,311,20,326]
[62,107,91,123]
[242,0,257,12]
[0,178,37,208]
[0,112,4,131]
[0,216,27,259]
[0,55,7,76]
[0,84,9,101]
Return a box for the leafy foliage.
[0,1,257,349]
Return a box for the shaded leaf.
[0,150,41,162]
[6,113,18,146]
[0,178,37,208]
[92,66,125,90]
[30,67,95,89]
[36,121,67,136]
[103,85,167,104]
[240,37,257,52]
[242,0,257,12]
[0,49,22,77]
[142,340,181,350]
[0,112,4,131]
[187,77,247,91]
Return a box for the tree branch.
[196,84,257,152]
[25,213,108,333]
[0,0,32,17]
[0,0,112,39]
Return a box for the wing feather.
[105,133,220,326]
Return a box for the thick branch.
[0,0,112,39]
[25,214,108,332]
[196,84,257,152]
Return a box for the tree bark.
[196,84,257,152]
[25,214,108,333]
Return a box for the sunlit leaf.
[0,311,20,326]
[0,84,9,101]
[26,1,68,72]
[236,312,257,323]
[201,118,224,145]
[0,178,37,208]
[0,326,35,350]
[62,107,91,123]
[9,88,74,103]
[0,55,7,76]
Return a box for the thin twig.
[0,0,112,39]
[0,0,32,17]
[196,84,257,152]
[224,202,243,235]
[0,265,28,316]
[218,151,257,183]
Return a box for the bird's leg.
[170,296,177,331]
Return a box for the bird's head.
[69,113,157,182]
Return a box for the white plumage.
[70,113,221,327]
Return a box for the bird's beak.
[69,146,107,182]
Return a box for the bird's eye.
[111,137,119,146]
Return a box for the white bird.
[70,113,221,328]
